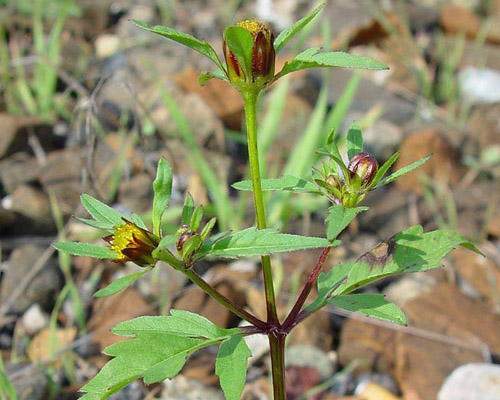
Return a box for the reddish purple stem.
[282,247,332,332]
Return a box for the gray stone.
[285,345,334,380]
[438,363,500,400]
[21,304,49,335]
[5,363,48,400]
[384,273,438,307]
[459,67,500,105]
[0,153,39,194]
[161,375,224,400]
[0,245,62,314]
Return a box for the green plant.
[55,4,480,399]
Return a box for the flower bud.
[103,220,159,267]
[176,231,195,253]
[223,20,275,87]
[348,152,378,187]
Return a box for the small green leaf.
[190,206,203,231]
[346,124,363,160]
[75,217,113,230]
[132,20,225,71]
[375,155,431,188]
[199,69,228,85]
[129,213,147,230]
[200,217,217,240]
[196,228,334,260]
[275,48,388,79]
[80,194,124,227]
[181,193,195,225]
[232,175,319,193]
[368,152,399,189]
[330,294,407,325]
[156,235,177,251]
[223,26,254,79]
[326,205,368,241]
[216,335,251,400]
[54,242,117,259]
[274,2,325,53]
[94,267,152,298]
[152,159,173,236]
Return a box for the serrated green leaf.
[216,335,251,400]
[94,267,152,298]
[112,310,236,340]
[75,217,113,230]
[196,228,334,260]
[199,69,228,85]
[152,159,172,236]
[275,48,388,80]
[375,155,430,188]
[330,294,407,325]
[132,20,225,71]
[326,205,368,241]
[80,194,124,228]
[80,311,235,399]
[309,226,480,313]
[333,225,479,296]
[223,26,253,78]
[346,124,363,160]
[274,2,325,53]
[232,175,319,193]
[54,242,117,259]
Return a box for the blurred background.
[0,0,499,399]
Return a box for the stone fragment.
[21,304,50,335]
[394,129,465,194]
[0,245,62,314]
[5,362,48,400]
[438,363,500,400]
[161,375,224,400]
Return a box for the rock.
[285,345,335,380]
[453,247,500,306]
[355,381,401,400]
[0,113,19,159]
[438,363,500,400]
[6,184,55,233]
[88,288,150,349]
[161,375,224,400]
[394,129,465,194]
[0,245,62,314]
[286,366,323,400]
[5,362,48,400]
[21,304,50,335]
[118,173,153,213]
[460,67,500,105]
[175,69,243,130]
[465,103,500,156]
[0,153,39,194]
[338,318,396,373]
[95,34,121,59]
[39,149,83,214]
[396,283,500,399]
[27,327,77,365]
[383,272,438,307]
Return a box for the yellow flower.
[103,220,159,267]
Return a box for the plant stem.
[269,333,287,400]
[282,247,331,331]
[183,268,269,331]
[243,89,285,400]
[242,90,279,326]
